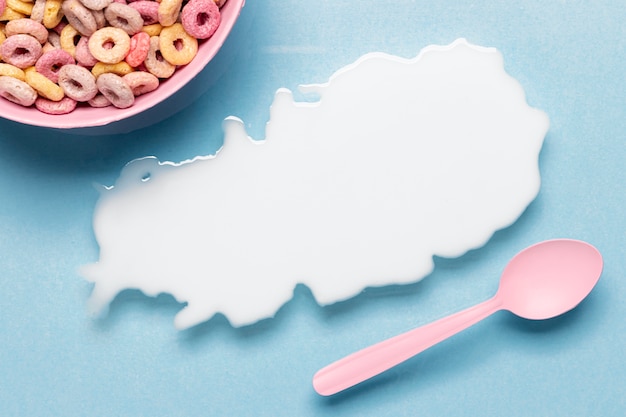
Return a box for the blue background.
[1,1,625,416]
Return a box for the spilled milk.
[81,39,549,329]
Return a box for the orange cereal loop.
[42,0,63,29]
[0,62,25,80]
[60,24,80,57]
[157,0,182,27]
[24,66,65,101]
[6,0,33,15]
[0,7,26,20]
[142,23,162,36]
[159,23,197,66]
[91,61,133,78]
[88,27,130,64]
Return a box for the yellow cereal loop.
[157,0,182,27]
[42,0,63,29]
[91,61,134,78]
[0,63,25,80]
[24,67,65,101]
[0,7,26,21]
[60,24,79,57]
[159,23,197,66]
[0,28,5,60]
[7,0,33,15]
[142,23,162,36]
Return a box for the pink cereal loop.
[96,72,134,108]
[1,34,43,69]
[104,3,143,35]
[181,0,221,40]
[74,36,99,67]
[35,96,78,114]
[128,1,158,25]
[125,31,149,67]
[35,49,75,83]
[0,75,37,106]
[88,26,131,64]
[122,70,158,96]
[5,19,49,44]
[0,0,6,17]
[87,93,111,107]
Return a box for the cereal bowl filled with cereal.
[0,0,244,132]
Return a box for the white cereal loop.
[58,64,98,101]
[144,35,175,78]
[78,0,113,11]
[104,3,143,35]
[62,0,98,36]
[96,72,134,108]
[0,75,37,106]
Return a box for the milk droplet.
[81,39,549,329]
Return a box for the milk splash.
[81,39,549,329]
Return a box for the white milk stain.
[81,39,549,329]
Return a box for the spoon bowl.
[313,239,603,396]
[497,239,602,320]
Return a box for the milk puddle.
[81,39,549,329]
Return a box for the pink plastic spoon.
[313,239,603,396]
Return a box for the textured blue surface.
[1,1,625,416]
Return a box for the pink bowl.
[0,0,245,133]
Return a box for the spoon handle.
[313,296,502,396]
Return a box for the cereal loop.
[0,74,37,105]
[74,36,98,67]
[42,0,64,29]
[144,35,174,78]
[62,0,98,36]
[35,96,77,114]
[0,62,25,80]
[1,34,43,69]
[25,67,65,101]
[0,8,25,21]
[159,23,197,66]
[104,3,142,35]
[129,1,158,26]
[124,30,149,67]
[6,0,33,16]
[122,70,158,96]
[30,0,46,23]
[87,92,111,107]
[141,23,162,36]
[88,26,130,64]
[60,24,80,57]
[0,0,5,16]
[58,64,97,101]
[35,49,75,82]
[181,0,220,40]
[157,0,182,27]
[79,0,113,11]
[96,71,134,108]
[5,18,49,44]
[91,60,133,77]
